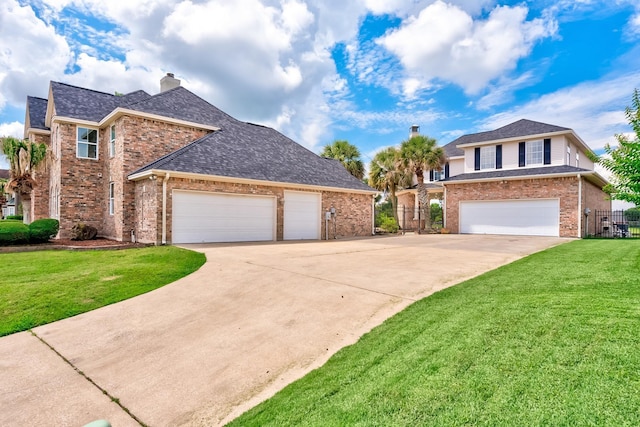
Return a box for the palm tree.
[369,146,411,226]
[320,140,365,180]
[0,136,48,221]
[399,135,446,231]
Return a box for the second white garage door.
[459,199,560,237]
[172,191,276,243]
[284,191,321,240]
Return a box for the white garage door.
[460,199,560,237]
[284,191,321,240]
[172,191,275,243]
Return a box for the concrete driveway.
[0,234,566,426]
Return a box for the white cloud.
[0,121,24,138]
[480,72,640,151]
[0,0,72,108]
[378,1,557,96]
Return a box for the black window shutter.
[544,138,551,164]
[429,169,434,181]
[444,162,450,179]
[474,147,481,171]
[518,142,526,167]
[496,145,502,169]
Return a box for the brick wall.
[582,178,611,236]
[444,176,581,238]
[133,177,372,244]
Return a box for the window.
[109,125,116,157]
[109,182,115,215]
[567,146,571,165]
[526,140,543,165]
[576,152,580,168]
[433,169,443,181]
[77,127,98,159]
[480,146,495,170]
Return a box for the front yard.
[0,246,205,337]
[230,239,640,426]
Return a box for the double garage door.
[172,190,320,243]
[460,199,560,237]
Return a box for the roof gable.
[26,96,48,131]
[452,119,571,147]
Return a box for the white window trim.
[109,124,116,158]
[109,182,115,216]
[526,140,543,166]
[77,126,99,160]
[480,146,496,170]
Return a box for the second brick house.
[24,74,377,244]
[397,120,610,237]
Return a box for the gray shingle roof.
[442,119,572,157]
[26,96,48,130]
[442,165,591,182]
[129,121,375,192]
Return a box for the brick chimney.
[410,124,420,138]
[160,73,180,92]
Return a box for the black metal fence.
[591,210,640,238]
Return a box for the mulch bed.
[0,238,148,253]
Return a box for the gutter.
[162,173,170,245]
[577,174,582,238]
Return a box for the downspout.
[443,185,447,229]
[162,173,170,245]
[371,195,375,235]
[577,174,582,238]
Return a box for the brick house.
[23,74,377,244]
[397,120,610,237]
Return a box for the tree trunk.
[20,195,31,224]
[390,187,399,227]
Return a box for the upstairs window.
[480,146,495,170]
[526,140,543,165]
[567,146,571,165]
[77,127,98,159]
[109,125,116,157]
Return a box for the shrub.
[71,222,98,240]
[0,221,29,245]
[5,215,23,221]
[29,218,60,243]
[378,213,399,233]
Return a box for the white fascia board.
[128,169,379,195]
[26,128,51,136]
[455,130,572,149]
[100,108,220,131]
[442,170,597,185]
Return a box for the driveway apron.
[0,234,566,426]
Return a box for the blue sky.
[1,0,639,171]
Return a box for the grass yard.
[230,239,640,426]
[0,246,205,337]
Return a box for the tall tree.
[399,134,446,231]
[592,89,640,205]
[320,140,365,180]
[369,146,411,225]
[0,136,48,221]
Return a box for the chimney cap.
[166,72,174,78]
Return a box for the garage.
[172,191,276,243]
[459,199,560,237]
[283,191,321,240]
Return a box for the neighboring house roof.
[441,119,572,158]
[0,169,9,179]
[26,96,48,130]
[442,165,592,182]
[129,121,374,192]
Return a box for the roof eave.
[128,169,378,195]
[101,108,221,131]
[442,170,604,185]
[455,129,573,149]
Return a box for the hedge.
[29,218,60,243]
[0,221,29,245]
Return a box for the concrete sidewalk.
[0,234,566,426]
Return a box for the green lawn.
[0,246,205,336]
[230,240,640,426]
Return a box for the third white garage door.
[172,191,276,244]
[459,199,560,237]
[284,191,321,240]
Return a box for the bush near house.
[0,221,29,245]
[28,219,60,243]
[5,215,23,221]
